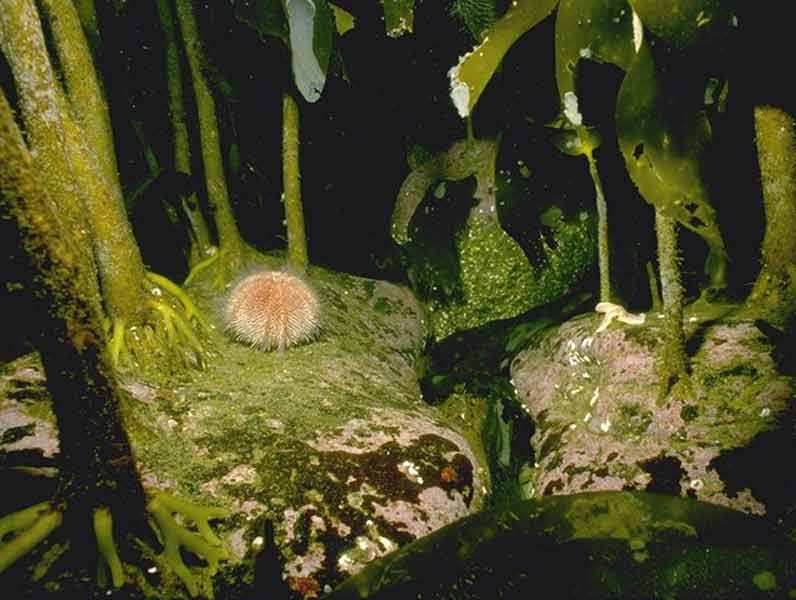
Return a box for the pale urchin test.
[224,270,320,351]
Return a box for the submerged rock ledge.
[0,252,489,598]
[511,307,796,534]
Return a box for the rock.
[328,491,796,599]
[0,254,489,598]
[0,356,59,461]
[510,309,796,531]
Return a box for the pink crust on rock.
[224,271,320,351]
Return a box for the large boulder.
[0,252,489,598]
[329,491,796,599]
[510,306,796,533]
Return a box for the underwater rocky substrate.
[3,254,796,598]
[0,254,491,598]
[511,304,796,536]
[328,490,796,599]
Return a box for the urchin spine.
[224,271,320,351]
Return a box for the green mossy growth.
[392,137,596,340]
[614,403,654,438]
[1,0,210,374]
[654,209,688,399]
[282,93,309,273]
[425,210,595,340]
[745,105,796,326]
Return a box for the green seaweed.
[628,0,734,51]
[381,0,414,38]
[450,0,497,40]
[448,0,559,118]
[616,42,726,274]
[147,493,229,597]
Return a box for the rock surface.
[329,491,796,599]
[0,252,489,598]
[511,307,796,533]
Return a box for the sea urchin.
[224,270,320,351]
